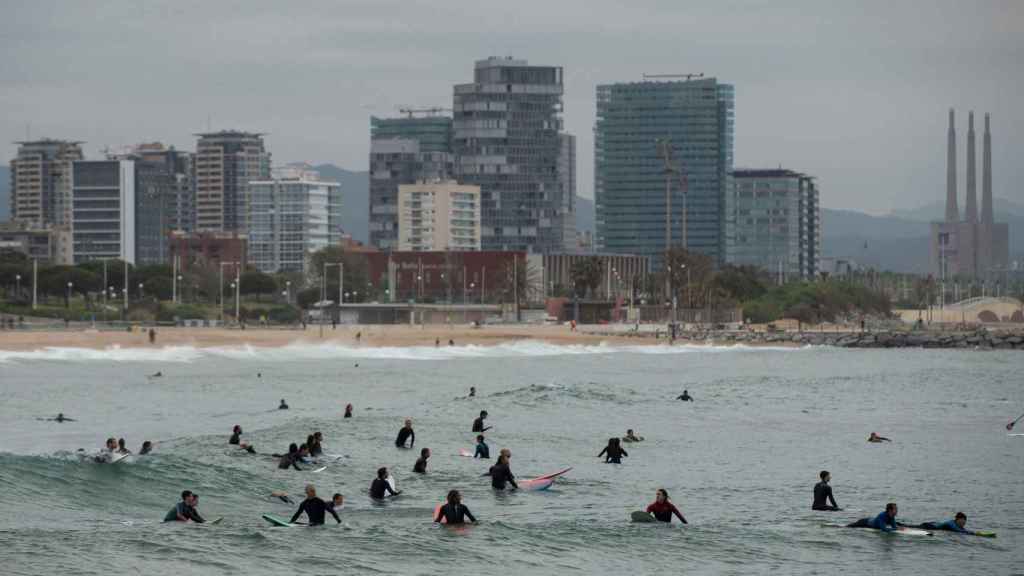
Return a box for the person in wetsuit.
[229,425,257,453]
[848,503,898,531]
[435,490,477,525]
[677,390,693,402]
[413,448,430,474]
[344,403,353,418]
[598,437,628,463]
[139,441,153,455]
[279,399,289,410]
[468,386,476,398]
[812,470,841,511]
[910,512,975,534]
[117,438,131,455]
[395,419,415,448]
[290,484,341,526]
[327,493,344,513]
[164,490,205,523]
[622,429,643,443]
[472,410,491,433]
[369,467,401,499]
[868,432,891,443]
[278,443,303,470]
[53,413,75,423]
[645,488,687,523]
[474,435,490,459]
[489,453,517,490]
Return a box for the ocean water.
[0,341,1021,575]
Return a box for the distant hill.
[0,166,9,221]
[575,195,594,235]
[890,197,1024,221]
[313,164,369,243]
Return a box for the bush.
[267,305,300,324]
[156,303,210,322]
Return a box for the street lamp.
[230,281,237,320]
[138,282,144,301]
[285,280,292,303]
[416,275,422,301]
[66,281,73,308]
[15,274,21,298]
[176,275,183,304]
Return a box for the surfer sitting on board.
[277,443,304,471]
[395,419,415,448]
[907,512,977,534]
[645,488,688,523]
[344,403,353,418]
[868,432,891,443]
[474,435,490,459]
[472,410,491,433]
[847,503,898,531]
[812,470,841,511]
[164,490,205,523]
[278,399,289,410]
[229,425,256,453]
[413,448,431,474]
[370,467,401,499]
[489,452,517,490]
[468,386,476,397]
[290,484,340,526]
[622,429,644,443]
[435,490,477,525]
[677,390,694,402]
[598,438,628,463]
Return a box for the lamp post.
[230,281,237,322]
[176,275,183,304]
[218,261,240,323]
[285,280,291,304]
[15,274,21,299]
[138,282,144,302]
[66,281,73,309]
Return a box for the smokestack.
[945,108,959,222]
[965,111,977,223]
[982,113,993,224]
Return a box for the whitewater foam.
[0,340,802,364]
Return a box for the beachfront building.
[397,180,481,252]
[452,57,576,253]
[594,77,734,267]
[248,164,342,274]
[726,169,820,281]
[69,160,136,264]
[9,139,84,226]
[193,131,271,234]
[369,114,453,250]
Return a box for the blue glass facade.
[594,79,734,267]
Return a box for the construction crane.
[398,107,453,118]
[643,73,704,81]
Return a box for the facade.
[129,143,195,234]
[194,131,270,233]
[0,221,55,261]
[931,110,1009,281]
[397,181,481,251]
[70,160,136,264]
[363,250,525,303]
[594,78,734,267]
[541,252,650,300]
[168,231,248,269]
[727,169,820,280]
[453,57,575,253]
[248,164,342,274]
[9,139,84,225]
[369,116,454,250]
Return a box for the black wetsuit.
[598,445,628,463]
[229,432,240,445]
[812,481,839,511]
[278,452,302,470]
[164,502,205,523]
[435,503,476,524]
[370,478,398,499]
[475,442,490,459]
[290,497,340,525]
[413,457,427,474]
[490,463,517,490]
[472,417,489,432]
[395,427,415,448]
[310,442,323,457]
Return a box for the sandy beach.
[0,324,650,351]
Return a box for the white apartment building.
[397,180,480,251]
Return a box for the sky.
[2,0,1022,214]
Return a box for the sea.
[0,341,1021,575]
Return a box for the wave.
[0,340,803,364]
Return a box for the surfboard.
[459,449,473,457]
[631,510,655,523]
[1008,433,1024,437]
[973,530,997,538]
[519,468,571,491]
[311,466,327,473]
[208,517,223,525]
[262,514,297,527]
[108,452,130,464]
[386,476,399,497]
[891,527,932,536]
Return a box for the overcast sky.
[2,0,1021,214]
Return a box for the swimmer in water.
[847,503,898,531]
[52,413,75,423]
[229,425,256,453]
[413,448,431,474]
[868,432,891,443]
[468,386,476,397]
[117,438,132,455]
[676,390,693,402]
[289,484,340,526]
[139,441,153,455]
[327,493,344,513]
[277,443,303,471]
[645,488,687,523]
[149,371,162,378]
[812,470,841,511]
[474,434,490,459]
[369,467,401,499]
[434,490,477,525]
[279,399,289,410]
[598,437,628,463]
[622,429,644,442]
[395,419,415,448]
[344,403,353,418]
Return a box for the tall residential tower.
[193,131,270,234]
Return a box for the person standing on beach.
[812,471,841,511]
[395,419,415,448]
[148,328,156,344]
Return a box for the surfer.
[489,452,517,490]
[645,488,688,524]
[908,512,976,534]
[279,399,289,410]
[270,490,294,504]
[277,443,303,471]
[117,438,131,455]
[290,484,341,526]
[395,419,415,448]
[149,371,162,378]
[139,441,153,455]
[229,425,256,453]
[95,437,118,462]
[413,448,431,474]
[370,467,401,499]
[622,429,644,443]
[344,403,353,418]
[164,490,205,523]
[53,413,75,423]
[469,386,476,397]
[868,432,891,443]
[310,432,324,457]
[676,390,694,402]
[327,493,344,513]
[847,503,898,531]
[435,490,477,525]
[598,437,628,463]
[812,471,841,511]
[472,410,491,432]
[474,435,490,459]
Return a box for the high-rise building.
[594,77,734,267]
[70,160,136,264]
[194,131,270,234]
[9,139,84,225]
[248,164,342,274]
[369,115,453,250]
[727,169,820,280]
[397,180,481,251]
[129,143,195,234]
[453,57,575,253]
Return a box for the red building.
[364,251,525,303]
[168,231,248,268]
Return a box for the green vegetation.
[741,280,892,324]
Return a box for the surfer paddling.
[622,429,644,442]
[906,512,984,535]
[165,490,205,523]
[847,503,898,531]
[868,432,891,443]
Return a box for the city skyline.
[2,1,1022,215]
